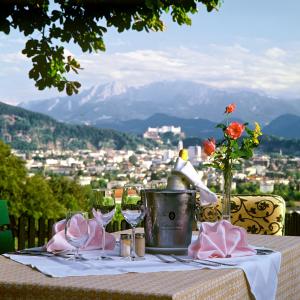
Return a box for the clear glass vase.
[222,167,232,222]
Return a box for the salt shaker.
[120,234,131,257]
[135,233,145,257]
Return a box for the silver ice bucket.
[143,189,196,254]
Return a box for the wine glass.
[92,189,116,259]
[121,184,145,261]
[65,211,89,260]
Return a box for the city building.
[260,181,274,193]
[143,126,183,141]
[188,145,202,166]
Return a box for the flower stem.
[222,157,232,222]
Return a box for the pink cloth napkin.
[46,215,116,253]
[188,220,256,259]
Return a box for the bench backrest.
[200,194,286,235]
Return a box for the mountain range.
[119,113,300,139]
[263,114,300,139]
[1,100,300,154]
[95,113,222,138]
[19,81,300,127]
[0,101,155,151]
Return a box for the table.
[0,234,299,300]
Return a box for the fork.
[170,254,237,267]
[155,254,222,267]
[154,254,176,263]
[7,251,54,257]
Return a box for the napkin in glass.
[188,220,256,259]
[46,216,116,253]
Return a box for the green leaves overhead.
[0,0,221,95]
[22,38,82,95]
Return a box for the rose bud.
[225,103,236,114]
[203,138,216,156]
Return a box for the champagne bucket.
[143,189,196,253]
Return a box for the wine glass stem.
[101,225,106,256]
[131,226,136,259]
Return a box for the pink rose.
[225,122,245,139]
[203,138,216,156]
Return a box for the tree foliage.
[0,140,27,216]
[22,174,64,219]
[236,182,260,195]
[0,0,221,95]
[0,140,93,218]
[48,175,90,211]
[129,154,138,166]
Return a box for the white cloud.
[1,42,300,104]
[0,51,27,63]
[265,47,286,59]
[76,44,300,99]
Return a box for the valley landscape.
[2,1,300,297]
[1,81,300,155]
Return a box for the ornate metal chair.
[200,194,286,235]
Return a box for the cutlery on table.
[7,250,54,257]
[7,249,82,259]
[170,254,237,267]
[154,254,176,264]
[154,254,236,267]
[155,254,219,266]
[255,248,275,255]
[98,256,113,261]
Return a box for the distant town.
[11,125,300,209]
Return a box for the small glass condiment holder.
[120,234,131,257]
[120,233,145,259]
[135,233,145,257]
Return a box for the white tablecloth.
[4,245,281,300]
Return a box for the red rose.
[225,103,236,114]
[225,122,245,139]
[203,138,216,156]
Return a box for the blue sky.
[1,0,300,104]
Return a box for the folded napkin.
[188,220,256,259]
[46,215,116,253]
[174,157,217,205]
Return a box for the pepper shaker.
[120,234,131,257]
[135,233,145,257]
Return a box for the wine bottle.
[166,149,190,190]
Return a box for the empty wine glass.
[65,211,89,260]
[92,189,116,260]
[121,184,145,261]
